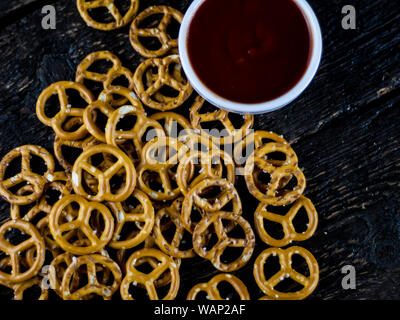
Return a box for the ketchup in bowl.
[186,0,313,104]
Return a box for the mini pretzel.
[107,189,155,249]
[12,276,49,300]
[181,179,242,232]
[36,81,94,140]
[0,219,45,283]
[120,248,180,300]
[11,171,72,222]
[105,105,165,163]
[255,196,318,247]
[49,195,114,255]
[233,130,288,166]
[130,6,183,58]
[137,137,189,201]
[187,274,250,300]
[98,87,144,110]
[253,247,319,300]
[190,96,254,145]
[245,143,305,205]
[71,144,136,202]
[133,55,193,111]
[193,212,255,272]
[0,145,55,205]
[76,0,139,31]
[153,198,195,259]
[177,150,236,196]
[83,100,115,142]
[61,254,122,300]
[150,112,192,137]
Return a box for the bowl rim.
[178,0,323,114]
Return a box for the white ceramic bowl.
[178,0,323,114]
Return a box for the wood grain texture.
[0,0,399,300]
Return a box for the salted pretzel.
[150,112,192,137]
[61,254,122,300]
[233,130,289,166]
[71,144,136,202]
[11,171,72,222]
[153,198,195,259]
[12,276,49,300]
[244,142,305,205]
[193,212,255,272]
[190,96,254,145]
[133,55,193,110]
[107,189,155,249]
[177,150,236,196]
[137,137,189,201]
[253,246,319,300]
[255,196,318,247]
[83,100,115,142]
[187,274,250,300]
[130,6,183,58]
[76,0,139,31]
[0,219,45,283]
[105,105,165,163]
[181,178,242,232]
[0,145,55,205]
[36,81,94,140]
[49,195,114,255]
[120,248,180,300]
[98,86,144,110]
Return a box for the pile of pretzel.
[0,2,319,300]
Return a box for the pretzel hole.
[20,282,43,300]
[44,186,64,206]
[199,121,227,135]
[75,264,90,289]
[226,222,246,239]
[291,206,310,234]
[65,89,90,109]
[274,277,304,293]
[4,227,31,246]
[118,222,141,242]
[276,175,300,196]
[89,210,106,235]
[138,36,163,51]
[83,78,104,97]
[220,246,245,264]
[3,156,22,179]
[115,114,137,132]
[87,7,115,24]
[92,108,109,134]
[109,171,126,193]
[30,154,48,176]
[135,258,155,275]
[202,226,219,251]
[216,281,242,300]
[262,219,285,240]
[0,253,12,273]
[291,254,310,277]
[262,255,282,279]
[59,201,81,224]
[81,172,99,196]
[128,281,151,300]
[153,85,180,100]
[227,112,247,130]
[166,18,181,40]
[96,265,115,287]
[59,144,84,167]
[189,206,204,226]
[44,93,61,118]
[111,74,131,89]
[154,281,173,299]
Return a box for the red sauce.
[187,0,312,104]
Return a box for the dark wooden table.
[0,0,399,300]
